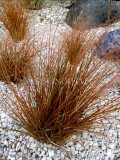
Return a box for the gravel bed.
[0,1,120,160]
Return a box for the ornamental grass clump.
[25,0,44,10]
[0,0,30,43]
[23,0,45,10]
[1,26,120,145]
[0,36,37,83]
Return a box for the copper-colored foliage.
[0,36,36,83]
[1,25,120,145]
[0,0,29,43]
[23,0,44,10]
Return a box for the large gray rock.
[97,29,120,60]
[66,0,120,29]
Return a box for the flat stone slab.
[97,29,120,60]
[66,0,120,29]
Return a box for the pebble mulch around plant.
[0,1,120,160]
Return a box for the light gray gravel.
[0,0,120,160]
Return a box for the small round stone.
[109,143,115,149]
[107,149,112,157]
[11,157,15,160]
[47,157,52,160]
[68,141,73,146]
[102,145,106,150]
[75,144,82,150]
[48,150,54,157]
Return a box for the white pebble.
[71,146,76,153]
[66,158,70,160]
[74,150,78,155]
[66,147,71,152]
[16,142,21,151]
[110,154,115,159]
[61,152,65,158]
[44,147,48,151]
[31,143,37,149]
[89,141,93,146]
[10,151,16,156]
[102,145,106,150]
[75,144,82,151]
[68,141,73,146]
[83,133,88,139]
[48,150,54,157]
[4,140,8,146]
[93,143,98,147]
[47,144,52,148]
[109,143,115,149]
[107,149,112,157]
[1,113,6,119]
[47,157,52,160]
[40,150,46,156]
[19,136,23,141]
[72,135,77,139]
